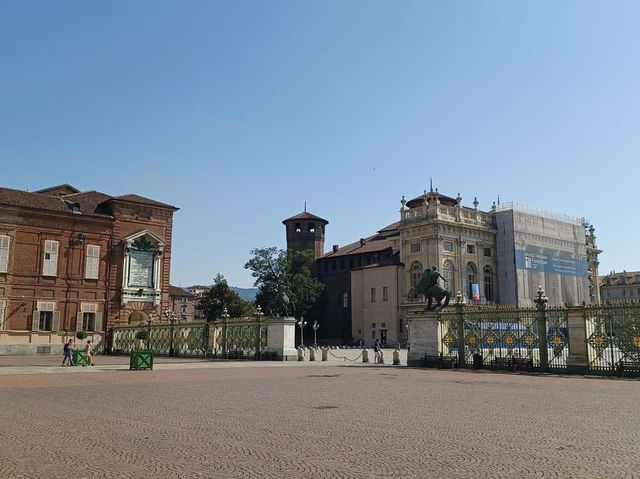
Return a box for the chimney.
[360,238,365,246]
[332,245,339,253]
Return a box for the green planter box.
[130,350,154,370]
[73,350,89,366]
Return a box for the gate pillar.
[264,317,297,361]
[566,307,589,375]
[406,311,440,367]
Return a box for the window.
[39,311,53,331]
[484,266,494,302]
[308,223,315,233]
[332,260,336,271]
[139,212,150,220]
[0,299,5,330]
[371,331,376,339]
[466,263,477,299]
[357,257,363,267]
[466,244,475,254]
[43,240,59,276]
[410,243,421,253]
[0,235,10,273]
[443,260,455,292]
[181,306,187,313]
[349,258,354,268]
[411,262,423,288]
[82,312,95,331]
[181,297,188,303]
[371,288,376,302]
[34,301,57,332]
[79,303,98,331]
[341,291,349,309]
[444,241,453,252]
[295,223,301,233]
[372,323,376,328]
[340,259,345,269]
[85,245,100,279]
[381,323,386,328]
[383,286,388,301]
[484,247,492,257]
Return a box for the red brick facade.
[0,184,178,354]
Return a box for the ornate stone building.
[283,186,601,346]
[0,184,177,354]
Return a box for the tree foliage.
[196,273,252,321]
[244,247,324,318]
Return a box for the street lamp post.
[297,317,307,348]
[165,309,177,357]
[312,320,319,349]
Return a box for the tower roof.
[282,211,328,225]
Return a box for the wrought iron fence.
[585,302,640,374]
[439,304,569,371]
[112,322,208,357]
[213,316,268,359]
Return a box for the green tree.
[196,274,251,321]
[244,247,324,318]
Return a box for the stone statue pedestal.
[264,317,297,361]
[407,311,440,367]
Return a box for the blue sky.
[1,1,638,287]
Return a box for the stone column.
[407,311,440,366]
[264,317,297,361]
[566,307,589,375]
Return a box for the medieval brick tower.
[282,210,328,260]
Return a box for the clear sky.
[1,1,638,287]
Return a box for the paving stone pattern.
[0,363,639,478]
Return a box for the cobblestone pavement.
[0,362,638,478]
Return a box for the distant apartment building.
[187,285,210,319]
[0,183,178,355]
[600,271,640,303]
[168,285,196,321]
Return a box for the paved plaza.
[0,355,639,479]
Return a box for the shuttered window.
[33,301,59,332]
[0,235,9,273]
[42,240,59,276]
[85,245,100,279]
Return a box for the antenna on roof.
[304,201,307,212]
[497,194,500,205]
[429,177,433,192]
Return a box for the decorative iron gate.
[212,316,268,359]
[112,322,208,357]
[585,303,640,374]
[439,304,568,370]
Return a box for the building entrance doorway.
[380,330,387,345]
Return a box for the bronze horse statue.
[416,267,452,311]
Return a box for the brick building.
[0,184,178,355]
[168,285,196,321]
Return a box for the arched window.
[484,265,494,302]
[466,262,477,299]
[410,262,423,288]
[443,260,455,292]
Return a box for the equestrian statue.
[417,266,451,311]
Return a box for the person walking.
[84,341,94,366]
[61,339,74,367]
[373,339,381,364]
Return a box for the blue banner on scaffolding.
[515,249,588,277]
